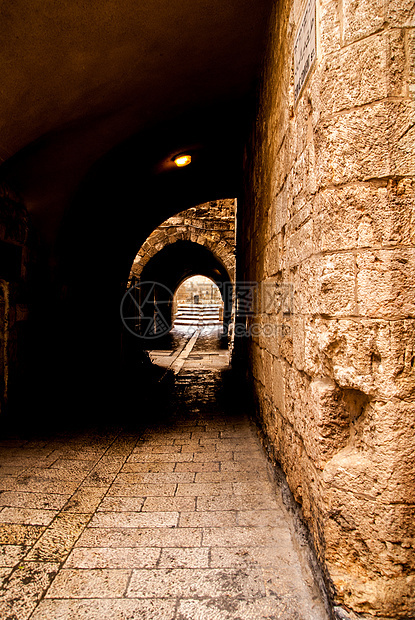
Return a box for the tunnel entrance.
[172,275,223,330]
[126,275,230,376]
[120,200,236,395]
[147,318,231,375]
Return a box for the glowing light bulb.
[174,154,192,167]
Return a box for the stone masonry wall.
[239,0,415,617]
[130,199,236,282]
[0,183,31,416]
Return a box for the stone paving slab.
[65,546,161,569]
[30,598,178,619]
[45,568,131,598]
[0,506,57,526]
[0,543,28,567]
[126,566,266,598]
[63,487,108,513]
[0,334,329,619]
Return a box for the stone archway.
[128,239,234,339]
[129,199,236,284]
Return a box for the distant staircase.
[174,302,222,326]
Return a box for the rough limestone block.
[315,102,390,185]
[285,218,313,268]
[279,319,293,366]
[274,183,289,235]
[314,182,415,252]
[289,99,309,162]
[302,317,415,400]
[273,137,291,196]
[323,401,415,507]
[283,365,317,443]
[389,101,415,176]
[271,357,286,416]
[264,235,280,277]
[307,379,358,466]
[263,349,274,396]
[292,314,306,370]
[386,0,415,27]
[320,34,386,115]
[288,143,318,214]
[342,0,384,45]
[314,186,386,251]
[356,248,415,319]
[387,28,407,96]
[321,396,415,613]
[261,310,283,357]
[277,420,304,505]
[410,30,415,87]
[296,254,356,316]
[335,570,415,618]
[288,375,368,469]
[358,399,415,504]
[251,344,265,386]
[319,0,341,56]
[327,492,415,553]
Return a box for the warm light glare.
[174,154,192,167]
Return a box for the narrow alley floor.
[0,326,329,619]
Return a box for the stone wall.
[239,0,415,617]
[0,183,31,416]
[129,199,236,282]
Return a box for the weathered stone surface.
[45,568,131,598]
[31,598,177,620]
[356,249,415,319]
[175,596,309,620]
[65,546,160,569]
[25,513,91,562]
[386,0,415,27]
[342,0,385,45]
[0,561,59,619]
[127,567,266,598]
[389,101,415,176]
[320,35,387,115]
[295,254,356,316]
[300,317,415,399]
[0,543,28,567]
[387,28,407,96]
[410,29,415,86]
[0,506,57,526]
[315,103,391,186]
[314,182,415,251]
[0,523,44,545]
[319,0,341,56]
[239,0,415,615]
[63,486,108,513]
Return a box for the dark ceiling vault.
[1,0,273,249]
[0,1,273,422]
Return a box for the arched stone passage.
[130,199,236,284]
[130,240,233,340]
[172,275,224,328]
[0,0,413,617]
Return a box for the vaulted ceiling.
[1,0,272,247]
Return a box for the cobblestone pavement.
[0,328,329,619]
